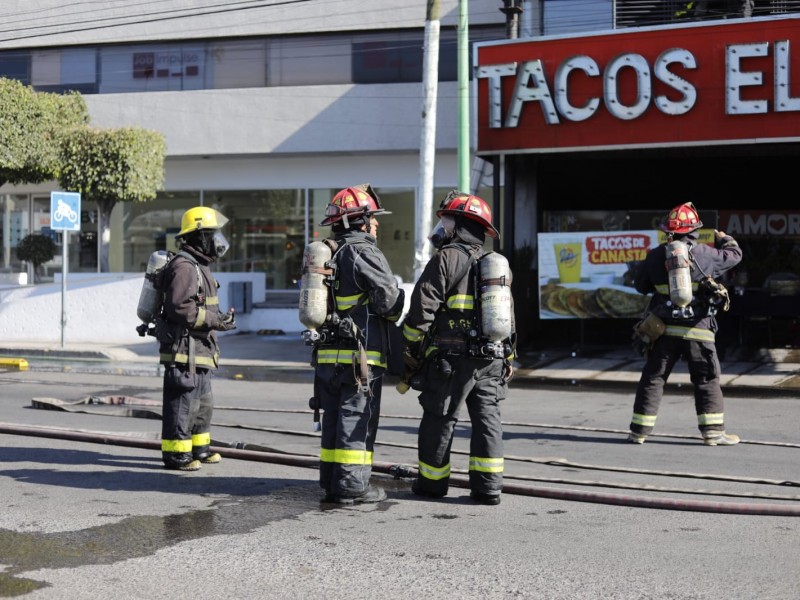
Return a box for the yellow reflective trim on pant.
[315,348,387,367]
[446,294,474,310]
[162,438,192,453]
[418,459,451,481]
[698,413,724,426]
[631,413,657,427]
[403,323,424,343]
[664,325,715,342]
[319,447,373,465]
[160,353,218,367]
[335,293,367,311]
[469,456,504,474]
[192,432,211,446]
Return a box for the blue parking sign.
[51,191,81,232]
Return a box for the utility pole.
[500,0,523,39]
[414,0,441,282]
[457,0,470,192]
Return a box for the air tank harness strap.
[417,245,483,363]
[306,264,334,278]
[337,317,371,398]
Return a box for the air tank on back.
[299,241,332,330]
[665,239,693,308]
[478,252,513,342]
[137,250,170,324]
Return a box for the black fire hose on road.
[3,422,800,517]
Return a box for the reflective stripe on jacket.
[321,230,404,367]
[403,242,486,356]
[159,250,220,368]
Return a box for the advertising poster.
[538,230,658,319]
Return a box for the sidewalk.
[0,331,798,395]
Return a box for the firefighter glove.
[502,360,514,383]
[214,309,237,331]
[402,347,421,372]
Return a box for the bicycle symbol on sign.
[53,199,79,225]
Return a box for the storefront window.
[208,189,305,289]
[0,194,29,274]
[0,195,103,281]
[8,188,498,289]
[116,192,199,272]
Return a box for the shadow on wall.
[0,272,298,344]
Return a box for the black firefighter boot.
[324,485,387,505]
[163,452,201,472]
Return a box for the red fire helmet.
[436,191,499,239]
[660,202,703,234]
[319,184,390,227]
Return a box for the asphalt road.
[1,367,799,599]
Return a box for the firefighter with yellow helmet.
[402,191,515,505]
[159,206,236,471]
[628,202,743,446]
[308,184,404,504]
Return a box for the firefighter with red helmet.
[402,190,516,505]
[159,206,236,471]
[628,202,743,446]
[312,184,405,504]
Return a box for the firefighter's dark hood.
[453,216,487,246]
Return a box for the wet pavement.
[1,333,799,599]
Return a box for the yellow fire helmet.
[177,206,229,237]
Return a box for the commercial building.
[476,6,800,348]
[1,1,798,348]
[0,0,506,291]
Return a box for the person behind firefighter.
[159,206,236,471]
[401,191,516,506]
[312,184,405,504]
[628,202,742,446]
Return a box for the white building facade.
[0,0,508,291]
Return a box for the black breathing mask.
[193,230,230,258]
[429,216,455,249]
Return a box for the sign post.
[50,191,81,348]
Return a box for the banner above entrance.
[475,16,800,153]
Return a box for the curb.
[0,348,112,361]
[0,357,29,370]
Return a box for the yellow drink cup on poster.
[554,242,582,283]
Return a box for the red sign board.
[475,17,800,153]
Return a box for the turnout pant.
[414,356,506,497]
[317,362,384,498]
[161,365,215,466]
[631,335,726,436]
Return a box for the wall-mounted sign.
[538,230,658,319]
[475,16,800,153]
[719,210,800,237]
